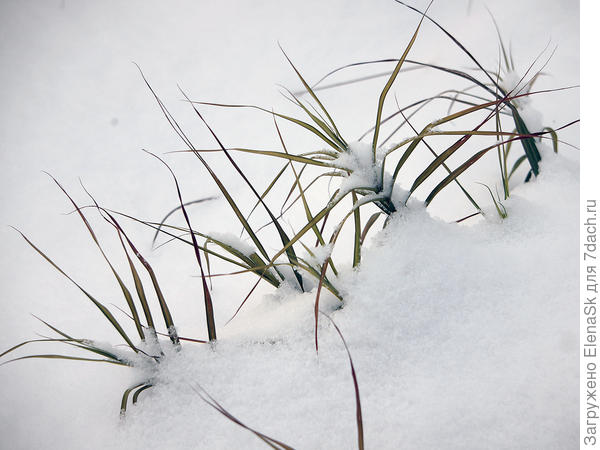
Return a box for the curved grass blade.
[1,354,129,367]
[12,227,139,353]
[360,212,382,245]
[192,384,295,450]
[278,83,346,151]
[280,44,346,148]
[320,312,364,450]
[49,175,145,341]
[152,197,216,247]
[169,147,329,168]
[96,208,180,346]
[399,109,481,212]
[424,119,578,205]
[144,150,216,342]
[351,192,361,268]
[508,154,528,181]
[1,338,80,359]
[116,231,156,332]
[273,114,337,274]
[121,382,146,416]
[132,384,153,404]
[180,90,304,291]
[543,126,559,153]
[477,183,507,219]
[190,100,339,150]
[136,65,273,267]
[372,1,432,157]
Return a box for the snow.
[303,243,334,267]
[500,69,545,133]
[208,232,258,258]
[0,1,579,449]
[111,153,578,449]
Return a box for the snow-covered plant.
[1,171,215,414]
[173,0,577,307]
[2,0,578,425]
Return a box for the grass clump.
[2,2,578,445]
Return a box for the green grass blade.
[352,192,361,268]
[132,384,153,404]
[145,150,216,342]
[360,212,382,245]
[280,86,346,151]
[13,228,139,353]
[543,127,559,153]
[1,338,80,359]
[181,91,304,290]
[190,100,340,150]
[52,177,146,341]
[399,109,481,212]
[279,45,346,148]
[1,354,129,367]
[99,209,180,346]
[170,147,329,168]
[508,154,528,180]
[121,382,146,416]
[372,1,432,156]
[424,136,525,206]
[116,231,155,332]
[152,197,216,247]
[136,67,273,267]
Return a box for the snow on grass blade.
[99,209,284,289]
[371,0,432,159]
[144,150,216,342]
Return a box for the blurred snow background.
[0,0,579,449]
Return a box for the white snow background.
[0,1,579,449]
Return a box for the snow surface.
[109,154,579,450]
[0,1,579,449]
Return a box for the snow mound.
[114,153,578,449]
